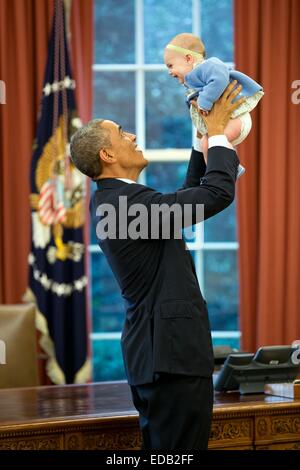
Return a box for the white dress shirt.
[194,134,234,152]
[116,178,136,184]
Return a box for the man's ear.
[99,148,117,164]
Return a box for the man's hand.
[191,81,245,137]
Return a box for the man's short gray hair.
[70,119,111,178]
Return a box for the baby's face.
[164,50,193,84]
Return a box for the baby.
[164,33,264,176]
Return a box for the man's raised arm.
[180,81,244,191]
[180,137,207,190]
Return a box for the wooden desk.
[0,382,300,450]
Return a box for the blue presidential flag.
[27,0,90,384]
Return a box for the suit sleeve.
[127,146,240,238]
[179,147,207,190]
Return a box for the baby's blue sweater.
[184,57,263,111]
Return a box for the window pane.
[144,0,192,64]
[93,72,135,133]
[145,72,192,148]
[201,0,233,63]
[204,250,238,330]
[91,252,124,332]
[188,249,199,274]
[204,199,237,242]
[92,339,126,382]
[212,337,240,350]
[94,0,135,64]
[146,162,188,193]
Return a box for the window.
[91,0,239,381]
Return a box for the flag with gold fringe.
[26,0,91,384]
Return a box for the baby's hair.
[167,33,206,59]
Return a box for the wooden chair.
[0,304,39,388]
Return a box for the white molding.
[93,62,234,72]
[212,331,241,339]
[135,0,145,149]
[93,64,166,72]
[192,0,201,37]
[91,332,121,340]
[88,243,239,253]
[90,330,241,340]
[192,0,201,150]
[201,242,239,250]
[89,245,102,253]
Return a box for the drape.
[0,0,93,304]
[235,0,300,351]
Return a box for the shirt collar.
[116,177,136,184]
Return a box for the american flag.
[27,0,90,384]
[39,180,66,225]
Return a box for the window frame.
[91,0,241,350]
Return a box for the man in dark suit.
[70,81,243,450]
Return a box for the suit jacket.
[90,145,240,385]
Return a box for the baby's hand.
[190,101,209,116]
[190,99,199,110]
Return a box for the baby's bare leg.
[201,135,208,164]
[224,117,242,143]
[200,117,241,162]
[224,117,246,178]
[200,118,243,172]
